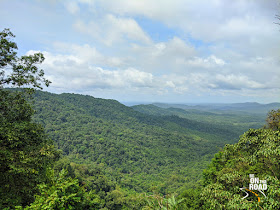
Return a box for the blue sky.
[1,0,280,104]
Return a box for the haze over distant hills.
[150,102,280,114]
[124,101,280,114]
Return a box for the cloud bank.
[1,0,279,103]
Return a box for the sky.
[1,0,280,104]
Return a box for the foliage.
[142,194,185,210]
[201,127,280,209]
[276,14,280,25]
[0,28,57,208]
[132,104,268,133]
[29,90,273,208]
[31,90,246,195]
[23,169,100,210]
[0,28,50,89]
[0,93,59,207]
[52,158,150,209]
[266,109,280,130]
[178,188,202,209]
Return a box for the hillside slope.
[132,104,267,132]
[151,102,280,114]
[31,91,255,193]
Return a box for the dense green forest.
[31,90,242,194]
[150,102,280,114]
[2,89,277,209]
[132,103,273,134]
[1,28,280,209]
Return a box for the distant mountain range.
[148,102,280,114]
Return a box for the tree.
[0,28,17,68]
[0,28,58,208]
[0,28,50,89]
[23,169,100,210]
[266,109,280,131]
[275,14,280,25]
[201,127,280,209]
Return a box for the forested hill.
[30,90,250,194]
[132,103,269,133]
[151,102,280,114]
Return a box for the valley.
[31,91,273,194]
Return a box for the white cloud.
[127,37,196,74]
[65,1,80,15]
[14,0,280,102]
[66,67,154,89]
[49,42,125,68]
[180,55,226,69]
[74,0,280,56]
[27,49,156,91]
[213,74,265,90]
[74,14,151,46]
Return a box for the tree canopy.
[199,110,280,209]
[0,28,50,89]
[0,28,58,208]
